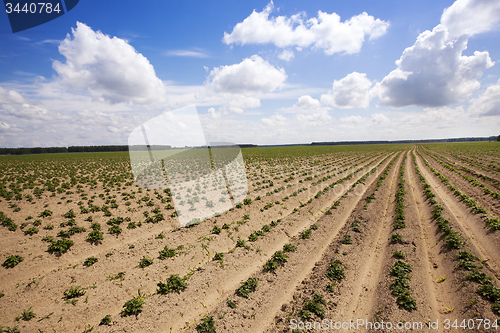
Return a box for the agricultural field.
[1,142,500,332]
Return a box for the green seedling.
[283,243,297,252]
[213,252,224,261]
[158,245,177,260]
[156,274,188,294]
[300,229,312,239]
[47,239,74,253]
[341,235,352,244]
[390,233,403,244]
[99,315,111,326]
[196,316,216,333]
[107,272,125,281]
[227,299,236,309]
[64,285,86,299]
[139,256,153,268]
[236,277,258,298]
[392,250,407,259]
[326,260,344,281]
[120,291,145,317]
[84,257,99,267]
[2,255,23,268]
[18,307,36,321]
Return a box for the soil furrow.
[182,153,397,333]
[414,151,500,280]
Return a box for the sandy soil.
[1,147,499,333]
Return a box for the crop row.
[417,150,500,230]
[412,151,500,315]
[287,153,400,330]
[431,150,500,188]
[424,150,500,201]
[431,148,500,174]
[188,152,395,331]
[387,153,417,311]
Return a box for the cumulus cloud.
[376,25,494,108]
[294,95,321,108]
[441,0,500,38]
[0,86,64,121]
[296,108,331,126]
[53,22,166,105]
[0,86,27,104]
[223,2,389,55]
[278,50,294,61]
[203,55,286,114]
[261,113,287,127]
[400,106,467,128]
[206,55,286,94]
[321,72,373,108]
[219,95,261,114]
[207,107,221,119]
[340,113,389,126]
[370,113,391,125]
[376,0,500,108]
[469,79,500,116]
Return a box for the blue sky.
[0,0,499,147]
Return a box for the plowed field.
[1,143,499,332]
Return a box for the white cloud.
[206,55,286,94]
[376,25,494,107]
[203,55,286,114]
[368,113,391,125]
[321,72,373,108]
[469,79,500,116]
[296,108,331,126]
[399,106,467,129]
[223,2,389,55]
[262,113,287,127]
[36,39,62,45]
[441,0,500,38]
[278,50,294,61]
[0,121,10,130]
[165,50,209,58]
[340,115,364,125]
[52,22,166,105]
[207,107,221,119]
[0,85,65,121]
[220,95,261,114]
[375,0,500,108]
[0,86,27,104]
[294,95,321,108]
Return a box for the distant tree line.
[0,145,129,155]
[312,136,499,146]
[0,147,69,155]
[68,145,129,152]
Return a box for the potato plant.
[2,255,23,268]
